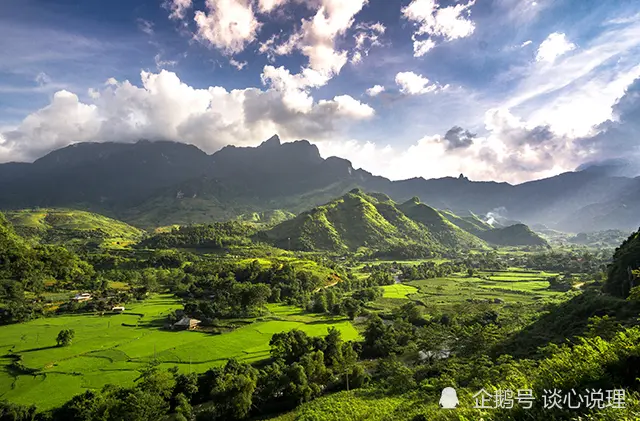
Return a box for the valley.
[0,139,639,421]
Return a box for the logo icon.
[440,387,459,409]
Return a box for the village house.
[111,306,125,313]
[173,317,201,330]
[72,293,92,302]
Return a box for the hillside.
[605,228,640,298]
[476,223,550,247]
[259,190,488,255]
[1,137,639,231]
[397,198,487,249]
[439,210,494,234]
[5,209,144,249]
[236,210,296,226]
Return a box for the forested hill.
[5,209,144,249]
[258,190,488,255]
[605,228,640,298]
[1,136,639,231]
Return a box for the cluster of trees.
[138,222,256,249]
[176,260,337,320]
[0,212,99,324]
[510,249,613,275]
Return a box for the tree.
[56,329,75,347]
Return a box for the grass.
[0,295,359,411]
[5,208,144,249]
[380,284,418,299]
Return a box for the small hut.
[173,317,201,330]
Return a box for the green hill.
[397,197,487,249]
[605,228,640,298]
[259,190,486,255]
[440,209,494,235]
[477,223,550,247]
[0,212,32,280]
[236,210,296,226]
[4,209,144,249]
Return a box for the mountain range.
[0,135,638,232]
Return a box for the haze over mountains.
[0,135,638,232]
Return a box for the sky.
[1,0,640,183]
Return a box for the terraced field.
[0,296,359,410]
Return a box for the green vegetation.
[138,221,256,249]
[477,223,550,247]
[398,197,487,249]
[380,284,418,299]
[5,209,144,249]
[0,189,638,421]
[0,295,358,410]
[259,190,491,257]
[604,228,640,297]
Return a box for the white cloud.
[258,0,289,13]
[261,0,368,76]
[395,71,440,95]
[521,40,532,47]
[413,37,436,57]
[503,19,640,136]
[319,95,375,119]
[229,58,248,70]
[351,22,385,64]
[402,0,476,55]
[317,107,579,184]
[366,85,385,96]
[535,32,576,63]
[0,69,374,162]
[165,0,193,20]
[194,0,261,55]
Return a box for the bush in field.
[56,329,75,347]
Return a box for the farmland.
[404,269,567,306]
[0,295,359,410]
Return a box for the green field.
[0,296,359,411]
[380,284,418,299]
[405,270,565,306]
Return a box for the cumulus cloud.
[402,0,476,56]
[366,85,385,96]
[0,69,375,162]
[194,0,261,55]
[257,0,290,13]
[395,71,442,95]
[317,106,578,183]
[535,32,576,63]
[412,37,436,57]
[578,76,640,160]
[164,0,193,20]
[260,0,368,76]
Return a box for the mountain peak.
[260,134,281,148]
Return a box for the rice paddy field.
[380,284,418,299]
[0,295,359,411]
[405,269,565,306]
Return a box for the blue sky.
[1,0,640,183]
